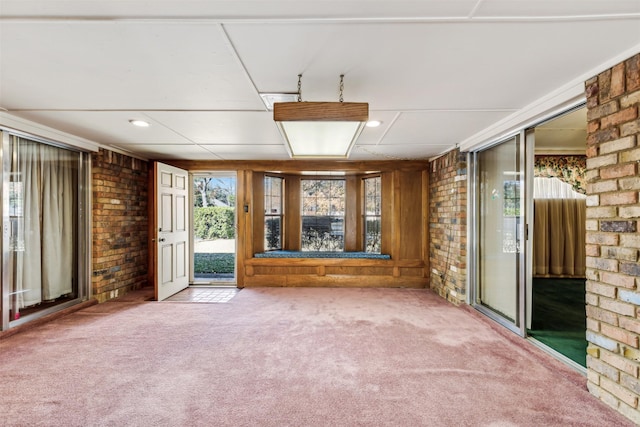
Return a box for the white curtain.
[11,136,76,309]
[534,176,586,199]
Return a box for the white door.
[156,162,189,301]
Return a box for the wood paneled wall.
[166,160,430,289]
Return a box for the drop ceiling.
[1,1,639,160]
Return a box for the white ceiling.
[535,107,588,154]
[1,1,639,160]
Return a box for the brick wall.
[584,53,640,424]
[429,149,467,305]
[92,149,149,302]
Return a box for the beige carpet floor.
[0,287,632,426]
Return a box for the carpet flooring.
[0,287,631,426]
[529,278,587,367]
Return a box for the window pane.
[302,216,344,251]
[364,176,382,253]
[264,176,284,251]
[265,216,281,251]
[301,179,345,251]
[365,217,381,253]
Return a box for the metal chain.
[339,74,344,102]
[297,74,302,102]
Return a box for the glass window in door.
[477,136,523,326]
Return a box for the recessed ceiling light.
[259,93,299,111]
[129,119,150,127]
[366,120,382,128]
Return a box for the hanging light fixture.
[273,74,368,158]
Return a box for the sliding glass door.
[1,132,90,330]
[471,135,526,335]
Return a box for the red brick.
[586,244,600,257]
[586,78,599,99]
[611,63,626,97]
[588,101,619,121]
[600,192,638,206]
[599,69,613,103]
[601,107,638,129]
[627,54,640,92]
[588,120,601,134]
[91,148,149,302]
[621,120,640,138]
[588,127,621,146]
[600,163,637,180]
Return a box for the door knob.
[159,238,166,242]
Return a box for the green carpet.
[528,278,587,367]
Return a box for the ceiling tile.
[225,20,640,113]
[146,111,283,145]
[350,144,450,160]
[199,144,290,160]
[379,111,515,146]
[6,111,193,146]
[0,1,478,19]
[117,144,220,160]
[476,1,640,17]
[0,22,263,110]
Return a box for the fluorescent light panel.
[274,101,368,159]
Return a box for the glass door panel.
[476,136,523,329]
[6,135,80,323]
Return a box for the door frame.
[468,131,528,337]
[468,103,587,339]
[189,171,238,285]
[0,129,91,330]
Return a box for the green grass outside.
[194,253,235,274]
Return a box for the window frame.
[300,177,346,252]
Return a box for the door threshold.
[190,283,237,288]
[527,336,587,375]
